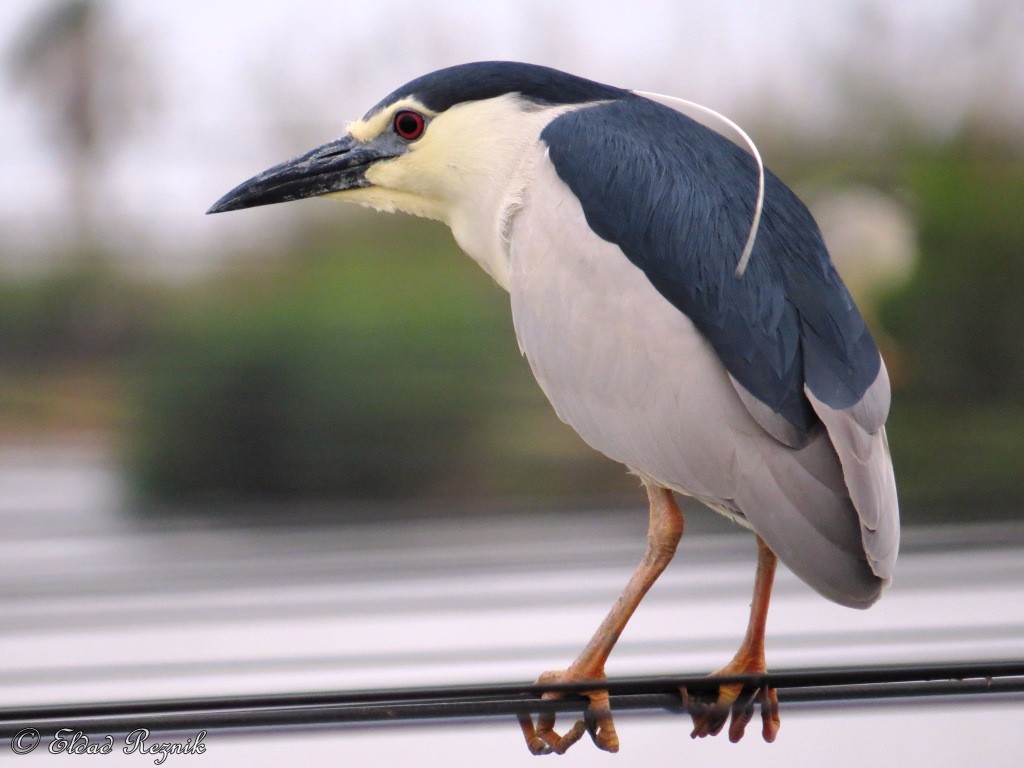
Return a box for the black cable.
[2,659,1022,741]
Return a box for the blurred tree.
[7,0,154,253]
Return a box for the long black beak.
[206,134,397,214]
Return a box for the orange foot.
[682,658,780,743]
[517,668,619,755]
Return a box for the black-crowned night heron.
[208,61,899,755]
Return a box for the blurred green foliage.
[882,131,1024,403]
[128,215,626,506]
[0,254,160,369]
[879,130,1024,516]
[887,402,1024,519]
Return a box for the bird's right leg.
[518,482,684,755]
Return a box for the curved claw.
[582,689,619,752]
[518,671,618,755]
[542,717,588,754]
[517,714,554,755]
[518,708,588,755]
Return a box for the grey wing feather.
[729,375,810,449]
[806,370,899,580]
[510,147,891,608]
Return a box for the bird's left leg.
[685,534,781,743]
[518,482,684,755]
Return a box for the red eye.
[393,110,426,140]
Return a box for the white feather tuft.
[634,91,765,277]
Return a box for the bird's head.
[207,62,630,285]
[207,62,627,224]
[207,62,766,284]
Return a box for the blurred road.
[2,446,1023,766]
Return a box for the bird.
[208,61,899,754]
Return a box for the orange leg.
[518,482,684,754]
[686,535,781,743]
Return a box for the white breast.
[508,146,751,503]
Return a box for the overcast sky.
[1,0,1021,272]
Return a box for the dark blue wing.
[540,96,881,445]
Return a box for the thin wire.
[2,660,1021,740]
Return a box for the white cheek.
[325,186,447,222]
[366,149,459,202]
[364,157,409,191]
